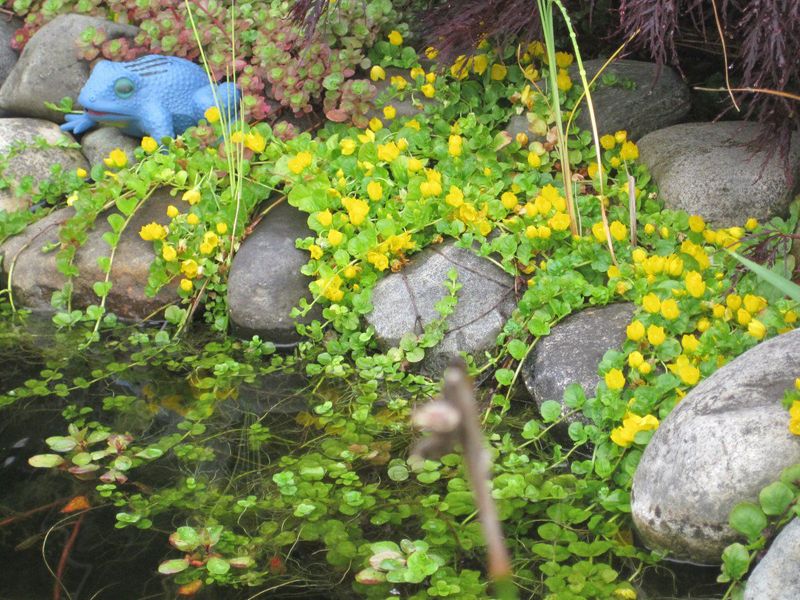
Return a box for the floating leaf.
[206,557,230,575]
[61,495,91,513]
[45,436,77,453]
[158,558,190,575]
[28,454,65,468]
[355,567,386,585]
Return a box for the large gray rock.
[572,59,690,140]
[227,201,320,345]
[0,14,138,122]
[505,60,690,142]
[80,127,139,170]
[638,121,800,227]
[0,118,88,212]
[522,303,635,419]
[366,242,516,376]
[0,188,177,318]
[744,518,800,600]
[632,329,800,564]
[0,17,21,92]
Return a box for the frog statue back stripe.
[61,54,241,141]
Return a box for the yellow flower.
[726,294,742,311]
[103,148,128,168]
[587,162,599,178]
[527,152,541,168]
[647,325,666,346]
[538,225,552,239]
[387,232,415,253]
[420,179,442,197]
[638,361,652,375]
[377,142,399,162]
[343,264,361,279]
[549,212,571,231]
[515,132,529,146]
[445,185,464,207]
[743,294,766,314]
[370,65,386,81]
[245,131,266,153]
[199,241,214,255]
[316,210,333,227]
[182,188,201,205]
[406,119,421,131]
[76,167,88,178]
[556,69,572,91]
[309,244,323,259]
[555,51,574,68]
[642,293,661,314]
[736,308,752,326]
[410,66,425,79]
[141,136,158,153]
[327,229,344,246]
[490,63,507,80]
[383,105,397,120]
[367,250,389,271]
[425,72,436,84]
[611,412,659,447]
[407,157,424,174]
[216,222,228,235]
[745,218,758,231]
[685,271,706,298]
[340,138,356,156]
[161,244,177,262]
[367,180,383,201]
[390,75,407,90]
[388,30,403,46]
[473,54,489,75]
[632,248,647,263]
[644,223,655,235]
[501,191,518,210]
[619,141,639,161]
[613,587,637,599]
[181,259,199,279]
[288,151,313,174]
[660,298,680,320]
[342,197,369,225]
[448,134,463,157]
[186,213,199,226]
[204,106,220,123]
[166,205,179,218]
[626,320,645,342]
[605,368,625,391]
[610,156,621,168]
[609,221,627,242]
[397,138,408,151]
[592,221,607,242]
[784,310,797,324]
[748,319,766,339]
[697,317,711,332]
[315,273,344,302]
[525,225,538,239]
[688,215,705,233]
[179,278,193,292]
[139,222,167,241]
[681,334,700,353]
[628,351,644,368]
[420,83,435,98]
[369,117,383,131]
[424,46,438,59]
[600,134,616,150]
[676,361,700,386]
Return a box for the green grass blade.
[728,250,800,302]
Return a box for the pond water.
[0,312,726,600]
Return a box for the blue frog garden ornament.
[61,55,240,141]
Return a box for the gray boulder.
[366,242,516,376]
[571,59,690,140]
[744,518,800,600]
[638,121,800,227]
[0,14,138,122]
[227,201,320,345]
[0,118,88,212]
[505,60,690,142]
[522,303,635,419]
[631,329,800,564]
[80,127,139,170]
[0,17,21,92]
[0,188,177,318]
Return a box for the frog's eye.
[113,77,135,99]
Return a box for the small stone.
[744,518,800,600]
[521,303,635,420]
[0,14,138,122]
[80,127,140,170]
[631,329,800,564]
[0,188,178,319]
[570,59,690,140]
[638,121,800,227]
[0,118,88,212]
[366,242,516,376]
[227,201,320,344]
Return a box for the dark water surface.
[0,314,725,600]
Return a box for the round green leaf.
[206,557,230,575]
[388,465,409,481]
[759,481,795,516]
[158,558,189,575]
[540,400,563,423]
[729,502,767,541]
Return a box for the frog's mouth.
[87,109,130,120]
